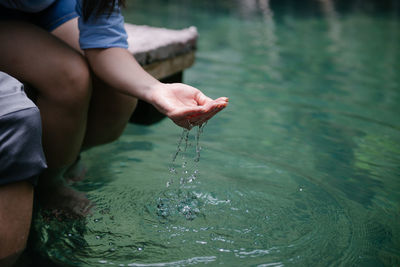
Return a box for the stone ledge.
[125,23,198,66]
[142,51,195,80]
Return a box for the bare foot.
[40,184,93,219]
[38,170,93,219]
[64,156,87,184]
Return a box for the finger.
[204,97,228,108]
[193,97,228,117]
[214,97,229,103]
[204,101,228,114]
[189,104,227,126]
[206,98,229,109]
[200,100,224,114]
[170,98,228,128]
[194,105,226,125]
[194,91,214,105]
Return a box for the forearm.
[84,47,161,102]
[84,47,228,129]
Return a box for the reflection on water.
[29,0,400,266]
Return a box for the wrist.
[143,81,163,103]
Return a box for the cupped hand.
[148,83,228,129]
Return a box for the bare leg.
[0,181,33,267]
[0,21,92,216]
[52,18,138,149]
[0,21,91,168]
[52,18,138,182]
[82,75,138,149]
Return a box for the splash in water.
[159,123,207,220]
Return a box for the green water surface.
[32,1,400,266]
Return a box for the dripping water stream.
[159,123,207,220]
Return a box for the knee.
[45,56,92,114]
[58,58,91,110]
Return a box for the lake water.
[30,1,400,266]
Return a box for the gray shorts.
[0,72,47,186]
[0,107,47,186]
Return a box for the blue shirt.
[0,0,128,49]
[75,0,128,49]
